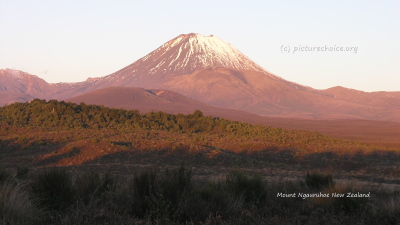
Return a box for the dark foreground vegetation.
[1,166,399,225]
[1,99,400,224]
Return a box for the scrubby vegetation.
[305,172,334,190]
[0,167,399,224]
[0,99,393,155]
[1,99,400,224]
[0,99,398,171]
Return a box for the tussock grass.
[0,167,12,184]
[31,168,75,211]
[0,166,398,224]
[305,172,335,190]
[0,179,42,225]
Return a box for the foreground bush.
[305,172,334,190]
[0,179,42,224]
[75,171,116,205]
[0,167,398,224]
[122,165,192,221]
[0,167,12,185]
[226,170,267,207]
[31,168,75,211]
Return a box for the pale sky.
[0,0,399,92]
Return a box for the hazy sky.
[0,0,399,92]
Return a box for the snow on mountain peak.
[108,33,268,82]
[163,33,266,73]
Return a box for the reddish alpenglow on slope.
[1,33,400,123]
[88,33,272,89]
[129,33,266,75]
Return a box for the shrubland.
[0,166,399,224]
[0,99,399,224]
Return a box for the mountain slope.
[0,91,34,106]
[1,33,399,122]
[0,69,54,97]
[76,33,399,121]
[66,86,256,120]
[159,67,400,120]
[324,86,400,110]
[86,33,269,89]
[65,87,400,144]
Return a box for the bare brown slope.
[0,69,55,100]
[66,86,256,119]
[2,32,399,124]
[324,86,400,110]
[0,92,34,106]
[65,86,400,144]
[3,34,272,100]
[82,33,267,90]
[252,116,400,145]
[159,67,400,122]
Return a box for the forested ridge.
[0,99,361,151]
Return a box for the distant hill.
[0,69,54,105]
[66,87,400,144]
[1,33,399,122]
[0,91,34,106]
[66,86,258,120]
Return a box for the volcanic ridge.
[1,33,400,124]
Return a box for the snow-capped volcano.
[94,33,268,88]
[2,33,400,122]
[142,33,266,74]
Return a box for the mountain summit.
[94,33,268,88]
[144,33,266,74]
[1,33,400,122]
